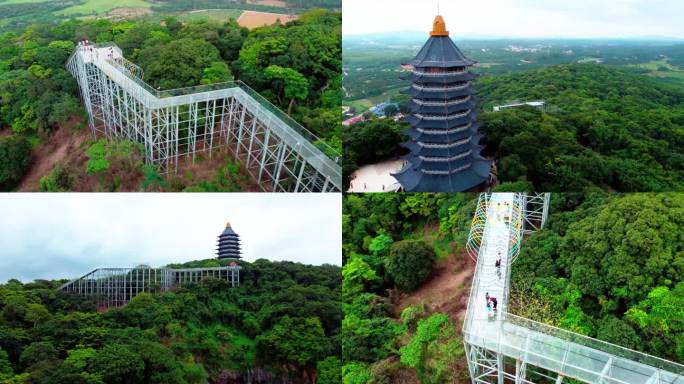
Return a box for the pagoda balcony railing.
[412,68,466,76]
[415,110,471,120]
[413,96,471,106]
[412,83,470,92]
[418,135,471,149]
[417,123,472,135]
[421,163,472,175]
[420,149,473,162]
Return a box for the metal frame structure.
[58,265,241,309]
[463,193,684,384]
[522,192,550,234]
[66,43,341,192]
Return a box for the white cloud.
[0,193,341,282]
[343,0,684,38]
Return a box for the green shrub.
[386,240,435,292]
[39,165,75,191]
[317,356,342,384]
[141,164,166,191]
[85,140,110,175]
[19,341,57,368]
[0,135,32,190]
[342,362,371,384]
[400,304,429,332]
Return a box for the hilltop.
[0,258,341,384]
[0,9,341,192]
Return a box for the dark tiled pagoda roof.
[217,222,242,260]
[392,15,491,192]
[405,35,476,68]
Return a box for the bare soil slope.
[396,249,475,324]
[17,122,90,191]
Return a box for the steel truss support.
[65,43,341,191]
[466,343,503,384]
[522,193,550,234]
[58,266,241,309]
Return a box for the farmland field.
[0,0,50,4]
[630,59,684,84]
[237,10,297,29]
[56,0,152,15]
[177,9,244,22]
[246,0,287,7]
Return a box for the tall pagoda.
[392,15,492,192]
[216,222,242,260]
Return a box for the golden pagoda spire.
[431,15,449,37]
[225,221,231,228]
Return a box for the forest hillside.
[0,9,341,192]
[0,258,342,384]
[342,193,478,383]
[478,64,684,192]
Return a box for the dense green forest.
[0,258,341,384]
[478,64,684,192]
[510,192,684,364]
[342,193,479,383]
[0,9,341,191]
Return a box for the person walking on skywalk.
[495,256,502,279]
[491,297,498,311]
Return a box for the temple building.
[217,222,242,260]
[392,15,492,192]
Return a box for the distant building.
[217,222,242,260]
[342,115,365,126]
[392,15,491,192]
[493,101,546,112]
[370,102,399,117]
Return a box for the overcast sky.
[343,0,684,39]
[0,193,341,283]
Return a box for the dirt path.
[17,125,89,191]
[397,250,475,323]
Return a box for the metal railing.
[504,314,684,376]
